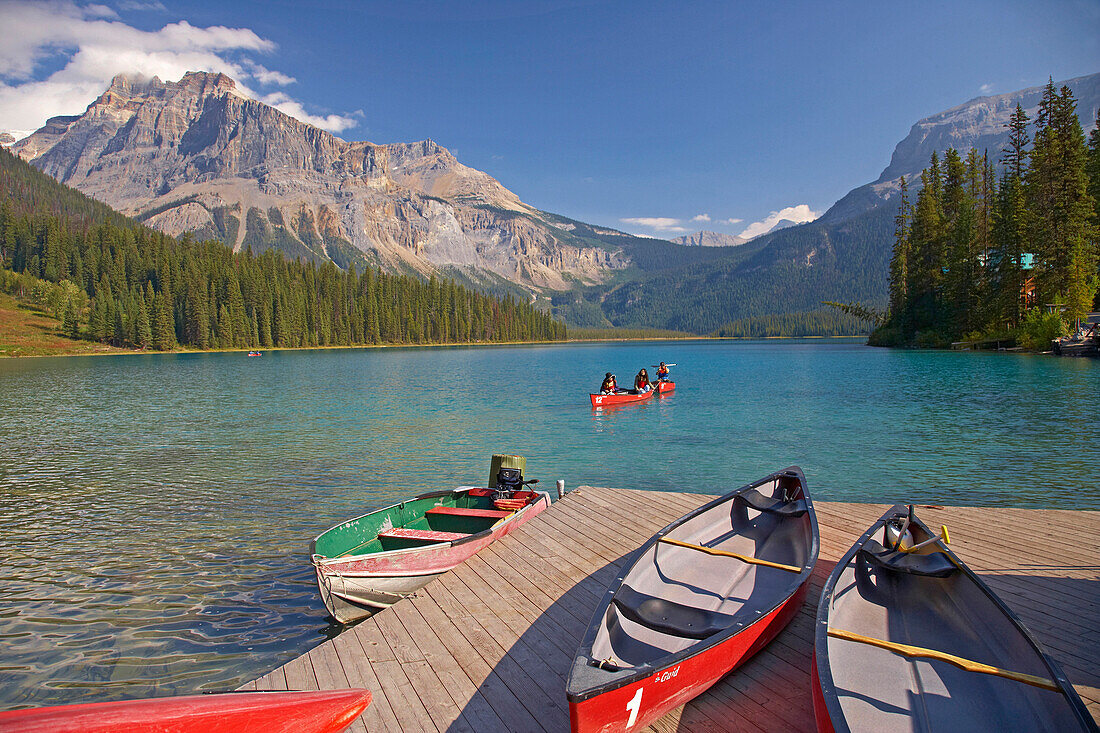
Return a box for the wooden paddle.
[826,628,1061,692]
[659,537,803,573]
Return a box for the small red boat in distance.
[0,689,373,733]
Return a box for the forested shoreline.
[873,81,1100,349]
[0,148,566,352]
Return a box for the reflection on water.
[0,340,1096,709]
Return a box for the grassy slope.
[0,293,132,358]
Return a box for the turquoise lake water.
[0,338,1096,708]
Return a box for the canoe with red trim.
[0,689,373,733]
[655,380,675,394]
[566,466,819,732]
[813,505,1096,733]
[589,388,656,408]
[311,486,550,622]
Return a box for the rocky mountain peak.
[13,71,630,292]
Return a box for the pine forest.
[874,80,1100,349]
[0,148,566,352]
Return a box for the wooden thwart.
[659,536,803,573]
[827,627,1061,692]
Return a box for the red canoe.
[566,467,819,732]
[0,689,373,733]
[590,388,656,408]
[655,380,675,393]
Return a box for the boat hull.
[590,389,656,408]
[655,380,674,393]
[568,581,808,732]
[314,493,550,622]
[0,689,372,733]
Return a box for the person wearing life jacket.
[600,372,618,394]
[656,362,670,381]
[634,368,652,393]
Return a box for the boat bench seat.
[426,506,512,519]
[737,488,808,518]
[859,539,958,577]
[377,527,469,543]
[612,585,734,640]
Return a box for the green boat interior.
[313,491,516,558]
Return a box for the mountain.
[762,218,798,235]
[822,72,1100,224]
[564,71,1100,333]
[670,231,747,247]
[13,72,671,294]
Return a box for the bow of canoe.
[0,689,373,733]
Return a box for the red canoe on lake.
[566,467,818,732]
[0,689,372,733]
[589,381,673,408]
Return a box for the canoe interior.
[587,470,815,671]
[821,508,1090,732]
[313,489,533,558]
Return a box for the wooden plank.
[331,631,403,733]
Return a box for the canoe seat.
[736,488,808,518]
[611,585,733,640]
[377,527,470,543]
[859,539,958,577]
[426,506,512,519]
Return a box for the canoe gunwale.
[565,465,820,704]
[812,504,1096,733]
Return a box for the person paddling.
[634,368,652,393]
[599,372,618,394]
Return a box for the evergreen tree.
[1026,82,1097,319]
[62,297,81,339]
[993,104,1031,327]
[888,176,910,321]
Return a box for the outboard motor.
[494,467,525,498]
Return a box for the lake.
[0,338,1096,709]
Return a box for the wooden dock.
[243,487,1100,731]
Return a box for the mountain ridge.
[12,71,647,293]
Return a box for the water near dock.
[0,339,1096,709]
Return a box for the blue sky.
[0,0,1097,238]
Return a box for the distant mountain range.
[12,70,1100,333]
[670,231,748,247]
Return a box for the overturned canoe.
[813,505,1096,733]
[311,487,549,622]
[0,689,373,733]
[566,467,819,732]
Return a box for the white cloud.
[739,204,819,239]
[244,61,295,86]
[619,217,688,233]
[258,92,358,133]
[691,213,710,222]
[720,217,743,225]
[978,83,994,95]
[0,1,357,134]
